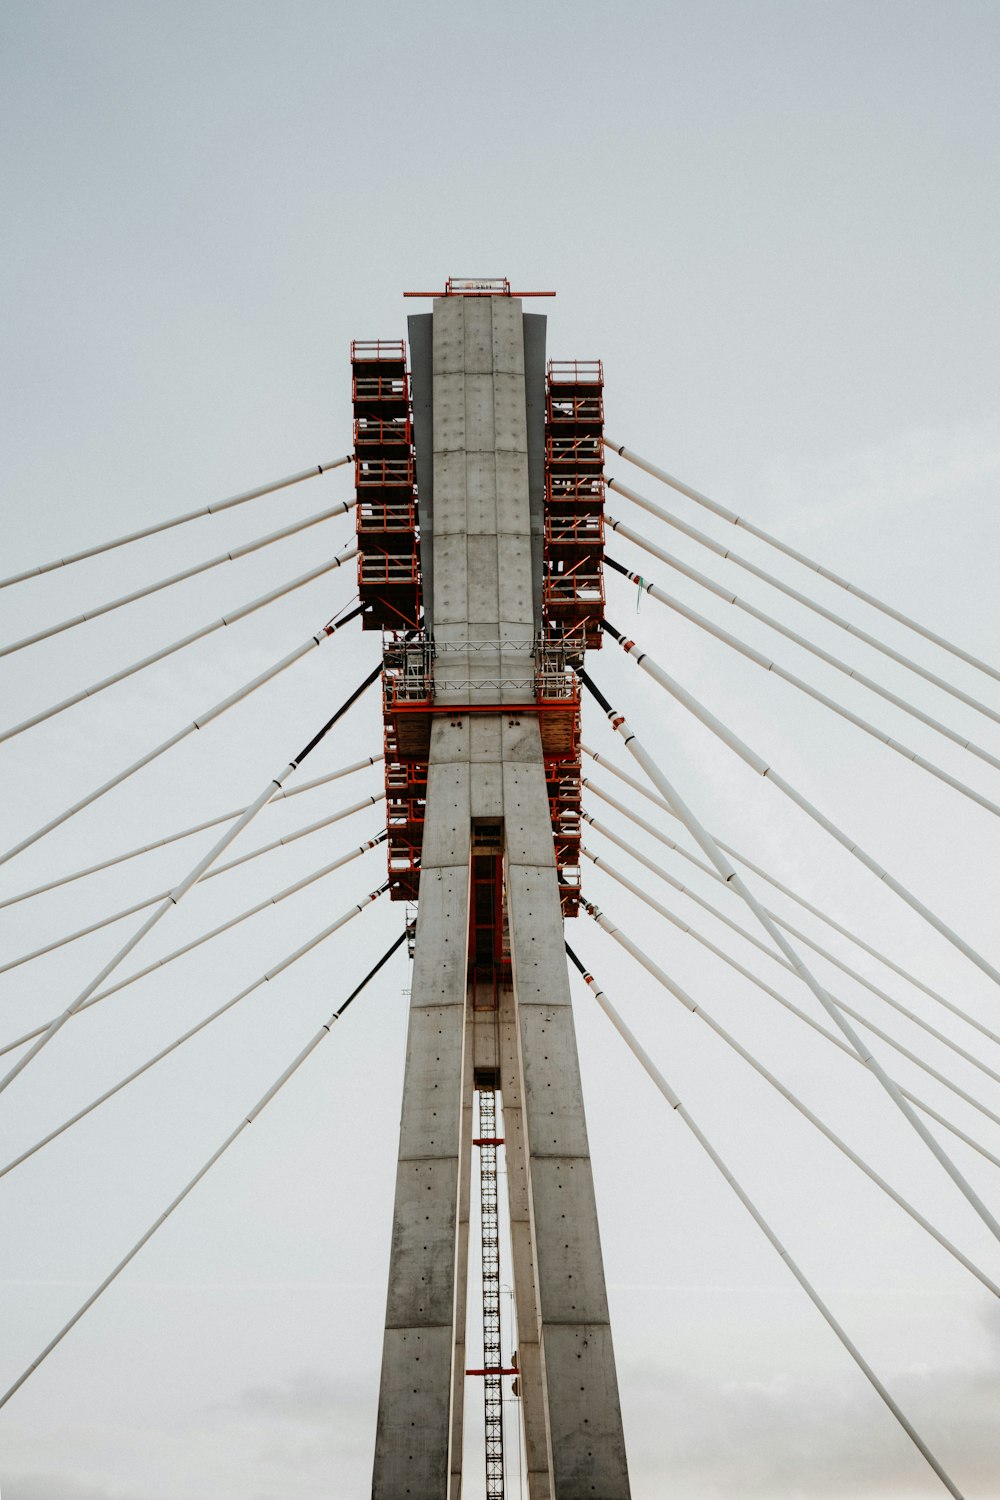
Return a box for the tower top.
[403,276,556,298]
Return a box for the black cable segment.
[577,668,616,718]
[605,554,655,597]
[292,656,381,768]
[324,599,366,634]
[333,926,407,1023]
[564,942,588,978]
[601,616,646,668]
[324,596,366,633]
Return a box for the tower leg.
[372,722,473,1498]
[448,1003,476,1499]
[505,720,631,1498]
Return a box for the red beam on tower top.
[404,277,556,298]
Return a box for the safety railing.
[355,457,415,489]
[352,375,409,404]
[350,339,407,363]
[546,434,603,468]
[547,392,604,425]
[544,567,605,605]
[382,637,580,707]
[547,358,604,386]
[354,416,412,448]
[359,551,420,585]
[545,513,604,546]
[545,473,605,504]
[357,499,418,533]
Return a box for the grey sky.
[1,2,999,1496]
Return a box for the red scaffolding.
[542,359,606,655]
[349,335,603,917]
[351,340,422,634]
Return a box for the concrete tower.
[370,290,630,1498]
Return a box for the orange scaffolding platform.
[352,340,422,634]
[349,334,604,914]
[542,360,606,655]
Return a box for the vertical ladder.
[477,1088,505,1499]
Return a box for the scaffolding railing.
[547,358,604,386]
[547,392,604,425]
[355,457,415,488]
[351,375,409,405]
[350,339,407,363]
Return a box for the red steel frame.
[352,340,422,636]
[352,339,426,901]
[535,356,606,914]
[349,333,605,918]
[542,359,606,656]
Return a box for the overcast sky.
[2,3,1000,1497]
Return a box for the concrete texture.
[372,296,629,1499]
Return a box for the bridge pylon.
[361,284,630,1497]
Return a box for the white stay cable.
[607,474,1000,730]
[584,839,1000,1129]
[580,664,1000,1245]
[0,783,289,1096]
[581,844,1000,1173]
[0,833,386,1061]
[598,622,1000,994]
[0,797,385,976]
[0,666,380,1096]
[0,497,357,659]
[607,517,1000,777]
[0,755,384,911]
[0,609,374,870]
[607,439,1000,693]
[583,744,1000,1051]
[0,455,352,592]
[0,883,387,1180]
[0,548,359,746]
[566,943,967,1500]
[0,919,406,1412]
[605,546,1000,803]
[569,912,1000,1302]
[584,785,1000,1089]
